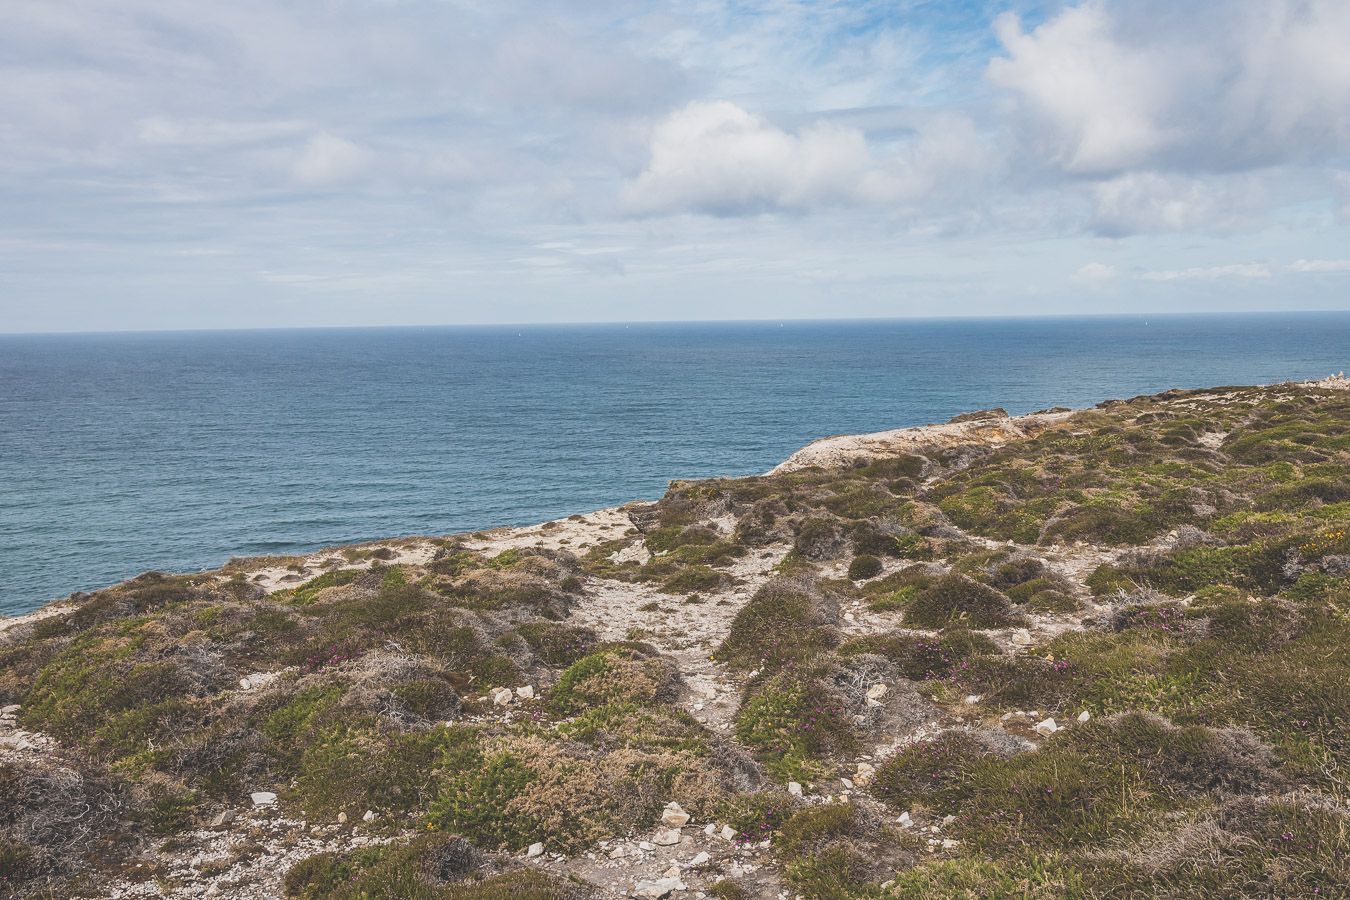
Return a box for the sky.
[3,0,1350,333]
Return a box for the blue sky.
[3,0,1349,332]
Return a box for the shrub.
[549,646,678,715]
[717,578,838,671]
[905,575,1022,629]
[846,555,883,580]
[872,731,994,811]
[734,674,853,781]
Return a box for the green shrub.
[717,578,838,671]
[905,575,1022,629]
[847,555,884,580]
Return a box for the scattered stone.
[526,842,544,858]
[250,792,277,807]
[490,687,514,706]
[337,812,348,824]
[865,683,888,707]
[639,841,656,851]
[516,685,535,700]
[609,845,627,860]
[1034,717,1059,736]
[1011,628,1033,647]
[0,704,19,716]
[854,762,876,786]
[1078,710,1091,723]
[689,851,710,866]
[209,810,236,828]
[633,876,683,898]
[703,823,716,836]
[652,827,682,846]
[787,781,803,796]
[942,838,959,849]
[963,694,981,705]
[362,809,376,822]
[661,802,690,828]
[719,825,736,841]
[897,812,913,827]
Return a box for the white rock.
[0,704,19,716]
[840,777,854,789]
[787,781,803,796]
[704,823,716,836]
[633,877,683,899]
[609,845,627,859]
[942,815,956,826]
[362,809,376,822]
[865,683,888,707]
[653,827,682,846]
[526,842,544,858]
[337,812,348,824]
[662,865,681,878]
[250,792,277,806]
[516,685,535,700]
[1077,710,1091,723]
[491,687,514,706]
[942,838,959,849]
[963,694,981,705]
[639,841,656,851]
[854,762,876,786]
[897,812,913,827]
[689,851,710,866]
[719,825,737,841]
[1034,717,1059,736]
[661,802,690,828]
[209,810,235,827]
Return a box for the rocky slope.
[1,378,1348,899]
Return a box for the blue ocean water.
[2,313,1347,615]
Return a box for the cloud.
[1141,264,1272,282]
[990,1,1350,176]
[290,133,371,187]
[1089,171,1264,237]
[1288,258,1350,273]
[1073,262,1117,284]
[621,101,990,216]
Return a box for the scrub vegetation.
[1,380,1347,898]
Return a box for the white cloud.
[290,133,370,187]
[1090,171,1264,237]
[621,101,990,216]
[1288,258,1350,273]
[990,1,1350,176]
[989,5,1172,174]
[1073,262,1117,284]
[1141,264,1272,282]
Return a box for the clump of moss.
[905,574,1023,629]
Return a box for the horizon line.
[4,306,1350,338]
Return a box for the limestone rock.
[661,802,690,828]
[653,827,681,846]
[250,792,277,806]
[1034,717,1059,736]
[516,685,535,700]
[787,781,803,796]
[633,876,683,899]
[526,842,544,858]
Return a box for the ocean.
[2,313,1347,615]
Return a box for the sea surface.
[2,313,1348,615]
